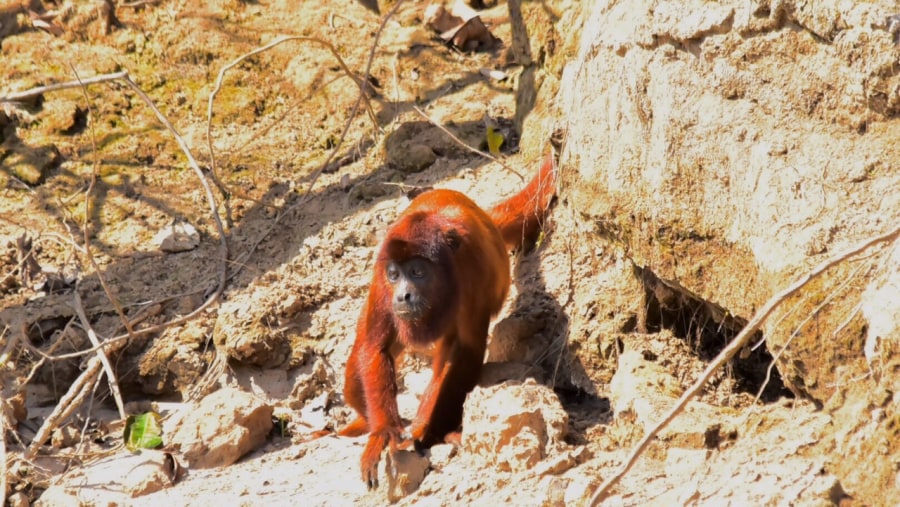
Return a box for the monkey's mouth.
[393,307,425,321]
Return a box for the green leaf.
[486,125,504,156]
[534,229,545,248]
[124,412,164,451]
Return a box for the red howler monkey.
[340,154,557,488]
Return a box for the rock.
[0,2,26,41]
[426,443,457,470]
[60,0,118,41]
[609,345,734,449]
[169,387,273,469]
[229,358,330,409]
[4,145,60,186]
[1,376,26,429]
[349,180,391,201]
[537,475,568,506]
[153,222,200,253]
[386,449,430,502]
[461,379,568,473]
[394,143,436,174]
[213,293,292,368]
[486,315,541,362]
[651,1,735,43]
[557,1,900,501]
[861,243,900,377]
[50,424,81,450]
[36,450,180,505]
[478,361,544,387]
[7,492,29,507]
[40,100,85,135]
[137,321,210,395]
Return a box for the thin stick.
[0,71,128,103]
[1,390,6,506]
[204,35,377,200]
[227,0,404,279]
[411,105,524,181]
[70,64,136,338]
[4,71,229,302]
[588,225,900,505]
[120,73,229,302]
[2,71,229,335]
[72,287,126,420]
[24,358,103,460]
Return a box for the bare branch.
[0,71,128,103]
[204,34,378,203]
[588,225,900,505]
[412,105,525,181]
[227,1,406,279]
[72,287,126,420]
[69,64,137,338]
[24,358,103,460]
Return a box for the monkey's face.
[387,257,438,321]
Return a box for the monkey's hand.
[360,427,402,489]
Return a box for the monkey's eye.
[386,264,400,282]
[406,258,429,279]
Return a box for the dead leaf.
[28,10,63,36]
[424,2,497,51]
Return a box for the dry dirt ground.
[0,0,894,506]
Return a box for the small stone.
[169,387,273,469]
[51,425,81,449]
[395,143,436,174]
[7,492,29,507]
[461,379,568,473]
[386,449,430,502]
[153,222,200,253]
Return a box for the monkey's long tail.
[488,153,557,251]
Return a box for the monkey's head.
[387,257,438,321]
[381,218,461,347]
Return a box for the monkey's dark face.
[387,257,439,321]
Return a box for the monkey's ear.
[444,229,461,251]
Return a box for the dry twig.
[4,69,233,454]
[411,105,524,181]
[69,64,136,339]
[72,287,125,420]
[588,225,900,505]
[1,392,6,506]
[226,0,405,280]
[204,34,378,204]
[24,357,104,460]
[0,71,128,103]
